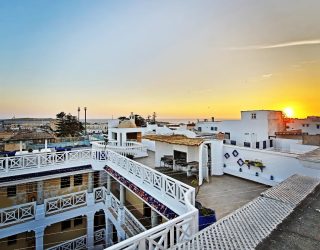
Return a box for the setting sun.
[284,107,294,118]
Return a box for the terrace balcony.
[0,148,198,249]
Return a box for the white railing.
[102,150,198,249]
[47,234,87,250]
[104,149,194,207]
[94,228,106,243]
[0,149,92,173]
[124,207,146,236]
[108,200,197,249]
[47,230,105,250]
[92,141,147,157]
[110,195,120,215]
[0,202,36,227]
[0,149,198,249]
[45,190,87,215]
[94,187,105,203]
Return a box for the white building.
[286,116,320,135]
[196,110,285,148]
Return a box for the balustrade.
[94,228,106,243]
[45,191,87,215]
[47,235,87,250]
[0,148,197,249]
[124,207,146,236]
[0,202,35,227]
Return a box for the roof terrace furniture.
[160,155,173,168]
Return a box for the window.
[61,220,71,231]
[74,174,83,186]
[211,127,217,131]
[302,124,305,127]
[7,235,17,245]
[61,176,70,188]
[317,124,320,129]
[306,124,309,127]
[198,127,202,132]
[74,216,83,227]
[7,186,16,197]
[211,127,214,131]
[251,113,257,119]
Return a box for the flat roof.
[143,134,204,146]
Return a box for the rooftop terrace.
[136,151,268,219]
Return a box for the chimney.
[211,117,215,122]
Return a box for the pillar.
[88,172,94,193]
[118,184,125,225]
[106,175,111,194]
[211,140,224,176]
[87,213,94,249]
[19,141,23,152]
[119,184,125,209]
[198,144,204,185]
[44,139,48,150]
[151,210,159,228]
[121,132,127,146]
[35,227,45,250]
[105,216,113,247]
[37,180,44,205]
[117,132,121,146]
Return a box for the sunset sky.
[0,0,319,119]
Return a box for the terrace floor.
[136,151,269,219]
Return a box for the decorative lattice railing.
[0,202,35,227]
[45,190,87,215]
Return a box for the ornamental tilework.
[105,166,178,219]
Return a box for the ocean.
[82,118,198,124]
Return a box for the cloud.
[226,39,320,50]
[262,74,273,78]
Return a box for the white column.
[119,184,125,209]
[35,227,45,250]
[106,174,111,206]
[105,215,113,247]
[151,210,159,228]
[88,172,94,193]
[87,212,94,249]
[211,140,224,176]
[117,132,121,146]
[118,184,125,225]
[44,139,48,150]
[37,180,44,205]
[198,144,204,185]
[20,141,23,152]
[121,132,127,146]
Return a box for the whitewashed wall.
[222,144,320,186]
[142,139,155,151]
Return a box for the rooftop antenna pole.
[77,107,80,121]
[84,107,87,136]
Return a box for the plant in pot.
[254,161,265,172]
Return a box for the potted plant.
[254,161,265,172]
